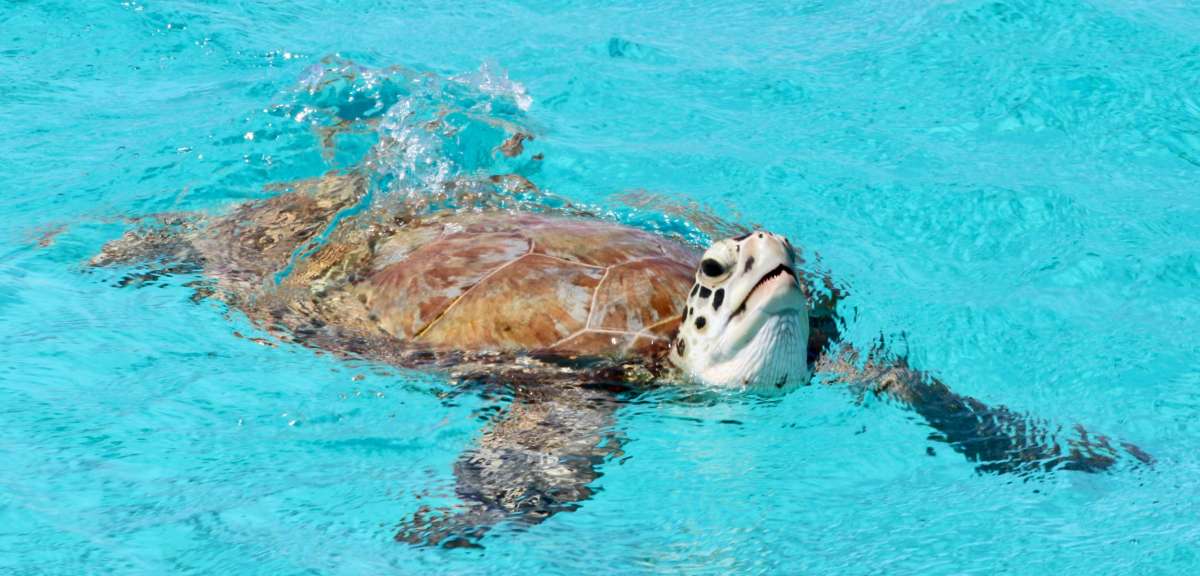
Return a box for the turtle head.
[668,231,811,393]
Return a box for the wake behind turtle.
[91,168,1152,548]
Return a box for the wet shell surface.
[354,212,699,359]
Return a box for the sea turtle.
[91,170,1151,548]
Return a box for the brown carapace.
[356,212,696,359]
[95,174,715,371]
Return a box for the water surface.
[3,1,1199,574]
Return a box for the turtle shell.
[354,212,698,359]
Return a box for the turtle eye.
[701,258,725,278]
[698,240,736,283]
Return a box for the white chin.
[693,311,811,393]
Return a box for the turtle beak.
[730,233,804,320]
[753,264,804,315]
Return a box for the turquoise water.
[4,0,1200,573]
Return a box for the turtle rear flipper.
[90,171,368,297]
[90,213,208,290]
[90,213,204,268]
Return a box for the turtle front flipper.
[395,384,624,548]
[820,343,1154,474]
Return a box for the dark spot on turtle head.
[682,307,689,322]
[695,317,706,329]
[732,233,752,241]
[676,338,686,356]
[699,286,712,299]
[775,374,788,389]
[690,284,699,297]
[758,233,764,239]
[744,256,755,272]
[713,288,724,310]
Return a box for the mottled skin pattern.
[92,172,1151,548]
